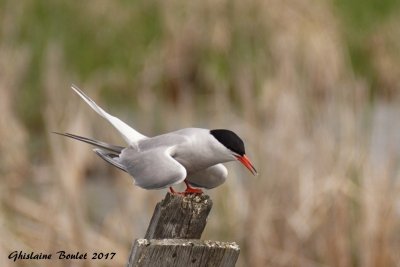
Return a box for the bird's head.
[210,129,258,175]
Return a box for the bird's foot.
[169,183,203,195]
[183,180,203,195]
[183,186,203,195]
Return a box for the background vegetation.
[1,0,400,266]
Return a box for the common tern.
[55,85,257,194]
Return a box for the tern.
[54,85,257,194]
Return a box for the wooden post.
[127,193,240,267]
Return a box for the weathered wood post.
[127,193,240,267]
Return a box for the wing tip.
[68,84,148,144]
[71,83,80,91]
[70,84,87,98]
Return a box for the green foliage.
[334,0,400,98]
[335,0,398,31]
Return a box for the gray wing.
[119,147,187,190]
[186,164,228,189]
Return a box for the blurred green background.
[1,0,400,266]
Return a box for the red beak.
[236,154,258,175]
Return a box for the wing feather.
[119,147,187,189]
[71,84,147,144]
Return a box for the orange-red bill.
[236,154,258,175]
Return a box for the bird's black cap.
[210,129,245,156]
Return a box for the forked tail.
[53,132,128,172]
[53,132,124,153]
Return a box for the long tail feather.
[53,132,124,153]
[70,84,147,144]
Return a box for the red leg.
[184,180,203,194]
[169,186,185,195]
[169,182,203,195]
